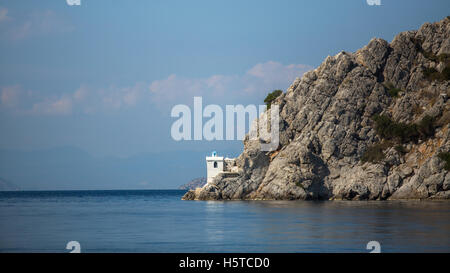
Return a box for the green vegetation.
[384,82,402,98]
[361,115,437,163]
[422,50,440,62]
[264,90,283,109]
[295,181,304,189]
[437,53,450,63]
[361,36,450,164]
[361,143,386,163]
[417,115,435,138]
[442,66,450,80]
[422,54,450,81]
[423,67,449,81]
[437,152,450,171]
[372,114,419,142]
[421,54,450,81]
[411,37,450,82]
[394,145,407,154]
[411,37,424,53]
[372,114,435,143]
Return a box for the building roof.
[206,156,224,161]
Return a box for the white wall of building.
[206,155,224,183]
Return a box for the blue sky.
[0,0,449,189]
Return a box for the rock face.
[179,177,207,190]
[183,17,450,201]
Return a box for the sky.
[0,0,449,189]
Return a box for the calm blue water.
[0,190,449,253]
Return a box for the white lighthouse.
[205,151,238,184]
[206,151,224,183]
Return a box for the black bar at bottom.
[0,253,446,272]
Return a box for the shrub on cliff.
[384,82,401,98]
[362,115,437,163]
[361,143,386,163]
[442,66,450,80]
[395,145,407,154]
[372,114,437,143]
[423,67,445,81]
[417,115,435,138]
[438,152,450,170]
[264,90,283,109]
[422,54,450,81]
[372,115,419,142]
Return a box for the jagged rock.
[183,17,450,201]
[179,177,207,190]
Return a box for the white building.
[206,151,237,183]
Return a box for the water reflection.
[0,191,449,252]
[227,200,450,252]
[204,201,225,245]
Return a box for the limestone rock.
[183,17,450,201]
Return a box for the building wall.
[206,157,224,183]
[206,154,237,184]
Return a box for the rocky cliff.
[183,17,450,201]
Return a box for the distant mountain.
[0,147,215,190]
[179,177,206,190]
[0,177,20,191]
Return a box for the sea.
[0,190,449,253]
